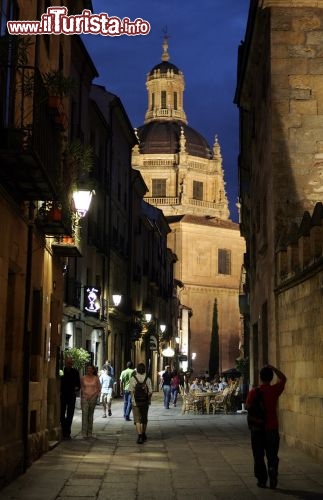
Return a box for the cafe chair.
[209,393,225,414]
[181,393,201,414]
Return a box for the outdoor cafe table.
[192,391,217,414]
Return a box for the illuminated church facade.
[132,38,245,375]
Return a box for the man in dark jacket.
[246,364,287,490]
[60,357,81,439]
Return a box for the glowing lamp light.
[162,347,175,357]
[159,324,166,333]
[191,352,197,360]
[112,294,122,307]
[144,313,152,323]
[73,189,94,217]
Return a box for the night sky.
[82,0,250,222]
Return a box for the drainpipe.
[22,202,34,472]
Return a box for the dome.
[137,121,212,159]
[149,61,180,76]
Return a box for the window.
[161,91,167,109]
[218,249,231,275]
[193,180,203,201]
[151,92,155,110]
[152,179,166,197]
[174,92,177,110]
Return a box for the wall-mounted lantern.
[72,189,94,218]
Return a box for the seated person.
[190,378,202,391]
[218,377,228,391]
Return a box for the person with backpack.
[129,362,153,444]
[245,364,287,490]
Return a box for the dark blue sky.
[83,0,250,222]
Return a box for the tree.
[209,298,219,377]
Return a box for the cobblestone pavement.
[1,394,323,500]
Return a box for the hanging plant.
[64,347,91,371]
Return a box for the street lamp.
[112,294,122,307]
[144,313,152,323]
[72,189,95,218]
[162,347,175,357]
[159,324,166,333]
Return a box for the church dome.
[137,121,212,159]
[149,61,180,76]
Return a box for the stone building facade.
[0,1,176,488]
[236,0,323,460]
[132,39,245,375]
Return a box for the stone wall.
[276,202,323,461]
[270,6,323,228]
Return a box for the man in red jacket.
[246,364,287,490]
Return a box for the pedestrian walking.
[99,365,115,417]
[245,364,287,490]
[80,364,101,439]
[170,369,180,407]
[129,362,152,444]
[104,359,114,376]
[120,361,134,421]
[60,356,81,440]
[161,365,172,409]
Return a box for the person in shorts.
[99,365,115,417]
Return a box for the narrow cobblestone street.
[1,394,323,500]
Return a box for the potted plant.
[42,70,76,108]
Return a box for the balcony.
[189,198,221,209]
[35,201,73,236]
[0,65,61,200]
[52,236,81,257]
[145,196,179,206]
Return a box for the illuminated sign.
[84,286,101,316]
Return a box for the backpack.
[133,374,149,406]
[247,387,266,430]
